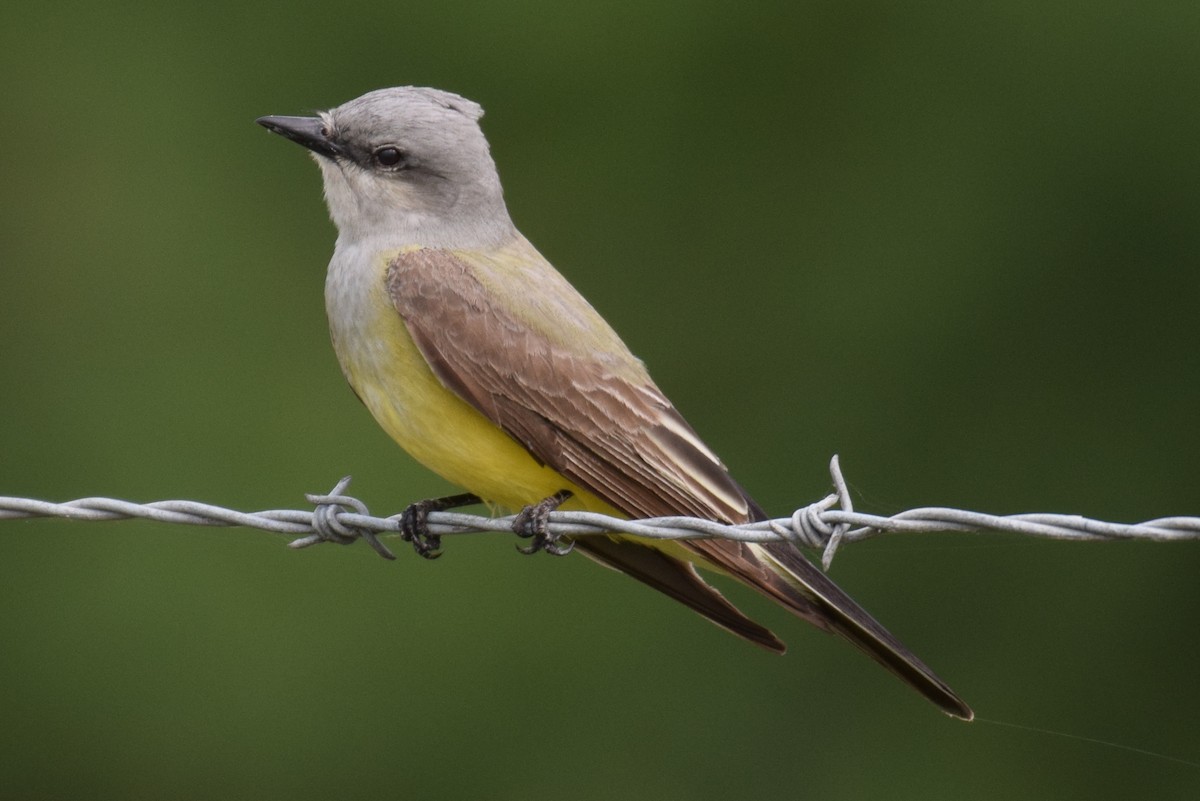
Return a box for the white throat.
[315,156,516,252]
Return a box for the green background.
[2,1,1198,798]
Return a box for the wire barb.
[1,456,1197,567]
[294,476,397,560]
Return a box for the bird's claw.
[513,490,574,556]
[399,500,444,559]
[397,492,482,559]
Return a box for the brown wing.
[384,247,876,638]
[386,247,972,719]
[385,246,756,524]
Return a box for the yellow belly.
[328,248,620,517]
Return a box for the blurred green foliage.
[1,1,1198,798]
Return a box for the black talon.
[399,502,442,559]
[399,492,481,559]
[513,490,574,556]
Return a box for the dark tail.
[756,539,973,720]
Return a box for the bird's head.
[258,86,513,248]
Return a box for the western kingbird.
[257,87,972,720]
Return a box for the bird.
[257,86,972,720]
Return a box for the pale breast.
[322,240,592,509]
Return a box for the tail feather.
[573,535,787,653]
[754,540,973,720]
[564,473,971,718]
[744,486,971,719]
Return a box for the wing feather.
[386,246,752,523]
[384,245,973,719]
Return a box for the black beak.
[256,115,343,159]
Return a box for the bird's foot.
[398,492,481,559]
[513,490,574,556]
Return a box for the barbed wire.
[1,456,1195,569]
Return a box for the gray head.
[258,87,514,248]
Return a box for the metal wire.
[1,456,1196,569]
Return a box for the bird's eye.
[374,146,406,168]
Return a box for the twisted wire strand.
[2,456,1196,568]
